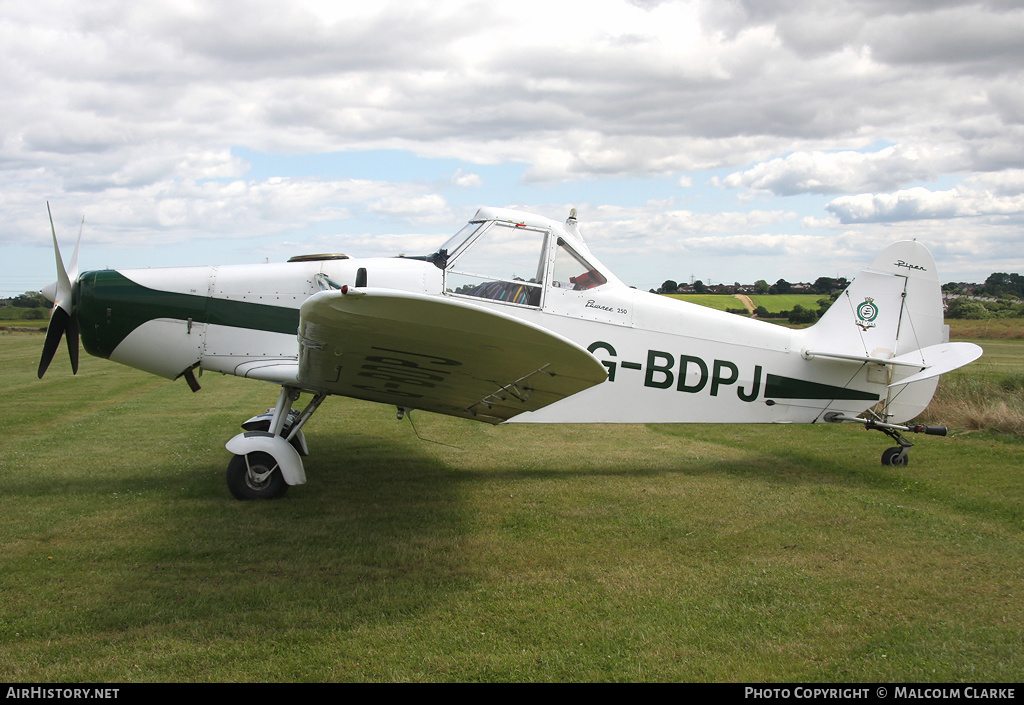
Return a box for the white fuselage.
[82,254,885,426]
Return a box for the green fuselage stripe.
[765,373,879,401]
[78,270,299,358]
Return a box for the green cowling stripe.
[78,270,300,359]
[765,373,879,401]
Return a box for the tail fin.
[812,240,944,358]
[807,240,980,422]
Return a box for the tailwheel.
[226,452,289,500]
[823,412,946,466]
[881,446,909,467]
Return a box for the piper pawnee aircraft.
[39,204,982,499]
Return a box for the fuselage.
[74,206,898,426]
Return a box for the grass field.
[0,307,48,322]
[667,294,826,315]
[664,294,746,312]
[949,318,1024,340]
[746,294,824,314]
[1,330,1022,682]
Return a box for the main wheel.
[226,452,289,500]
[881,447,909,467]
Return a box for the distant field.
[949,317,1024,340]
[745,294,824,313]
[0,307,47,323]
[667,293,824,315]
[664,294,744,312]
[950,337,1024,376]
[2,330,1022,682]
[666,296,1024,332]
[0,321,46,331]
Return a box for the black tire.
[881,447,908,467]
[226,452,289,500]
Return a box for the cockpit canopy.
[430,208,611,308]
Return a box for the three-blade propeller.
[38,203,83,379]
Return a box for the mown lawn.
[746,294,825,313]
[667,294,826,315]
[1,331,1022,682]
[664,294,745,312]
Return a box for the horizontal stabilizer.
[804,342,981,387]
[887,342,982,387]
[803,350,929,368]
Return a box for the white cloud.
[967,169,1024,195]
[2,0,1023,289]
[587,206,799,241]
[716,144,968,196]
[5,175,450,248]
[256,230,449,262]
[6,0,1021,186]
[826,183,1024,223]
[365,193,452,223]
[650,232,822,257]
[451,169,482,188]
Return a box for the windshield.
[444,221,548,307]
[414,221,486,268]
[435,222,484,260]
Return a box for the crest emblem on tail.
[855,298,878,330]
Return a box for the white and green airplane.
[39,204,982,499]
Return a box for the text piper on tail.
[39,204,982,499]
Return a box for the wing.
[296,288,608,423]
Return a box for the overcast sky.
[3,0,1023,295]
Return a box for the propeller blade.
[46,202,73,315]
[69,216,83,283]
[38,203,83,378]
[67,313,80,375]
[38,306,70,379]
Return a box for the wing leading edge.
[297,288,608,423]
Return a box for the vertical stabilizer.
[807,241,946,422]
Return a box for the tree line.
[0,291,49,320]
[941,273,1024,319]
[943,272,1024,299]
[654,276,849,296]
[657,272,1024,321]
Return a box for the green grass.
[950,318,1024,340]
[2,331,1023,682]
[917,340,1024,436]
[952,338,1024,377]
[0,307,48,322]
[666,294,826,316]
[746,294,824,313]
[664,294,745,312]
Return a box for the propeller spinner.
[38,203,83,379]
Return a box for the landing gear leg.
[225,387,327,500]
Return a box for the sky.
[2,0,1023,296]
